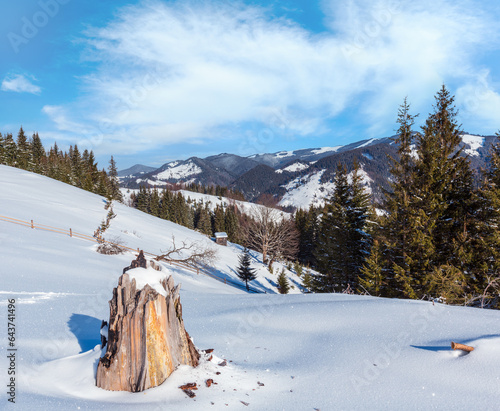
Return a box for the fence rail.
[0,214,263,293]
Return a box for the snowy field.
[1,165,500,410]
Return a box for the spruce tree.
[69,145,83,186]
[160,188,173,220]
[195,203,212,235]
[224,205,240,243]
[81,149,94,191]
[379,86,480,300]
[474,132,500,301]
[136,186,149,212]
[3,133,17,166]
[277,269,290,294]
[213,204,226,234]
[295,205,320,266]
[172,193,185,224]
[314,163,351,292]
[96,169,109,197]
[359,239,386,296]
[30,132,45,173]
[348,159,373,274]
[0,132,4,164]
[47,143,61,180]
[314,161,371,292]
[87,151,100,188]
[16,127,30,169]
[302,270,313,292]
[415,86,477,297]
[150,188,160,217]
[236,248,257,291]
[379,98,430,298]
[107,156,123,202]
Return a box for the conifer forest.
[2,86,500,307]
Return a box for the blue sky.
[1,0,499,170]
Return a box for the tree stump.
[123,250,148,274]
[96,269,200,392]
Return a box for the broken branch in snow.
[156,236,218,268]
[451,342,474,352]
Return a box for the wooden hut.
[214,232,228,246]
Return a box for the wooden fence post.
[69,228,72,237]
[31,220,34,229]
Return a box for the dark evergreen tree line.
[294,86,500,308]
[129,187,242,242]
[183,182,245,201]
[365,86,500,307]
[294,161,373,293]
[0,127,121,201]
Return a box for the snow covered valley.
[1,165,500,410]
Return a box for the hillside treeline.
[0,127,120,199]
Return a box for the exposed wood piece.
[179,383,198,390]
[183,389,196,398]
[451,341,474,352]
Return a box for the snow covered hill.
[2,165,500,409]
[1,165,299,295]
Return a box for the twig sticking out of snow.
[451,342,474,352]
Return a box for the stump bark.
[96,268,199,392]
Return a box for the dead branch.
[156,236,218,268]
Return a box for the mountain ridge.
[119,133,498,209]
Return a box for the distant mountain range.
[118,164,157,178]
[119,133,498,209]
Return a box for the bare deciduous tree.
[481,275,500,308]
[156,236,218,268]
[244,206,299,266]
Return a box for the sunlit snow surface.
[279,168,373,209]
[461,134,485,157]
[155,161,203,180]
[1,165,500,410]
[275,162,310,174]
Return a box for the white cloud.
[456,71,500,133]
[42,105,87,132]
[49,0,500,153]
[1,74,41,94]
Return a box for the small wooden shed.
[214,232,228,246]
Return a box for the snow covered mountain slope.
[123,157,236,188]
[121,133,498,209]
[278,168,373,209]
[2,165,500,410]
